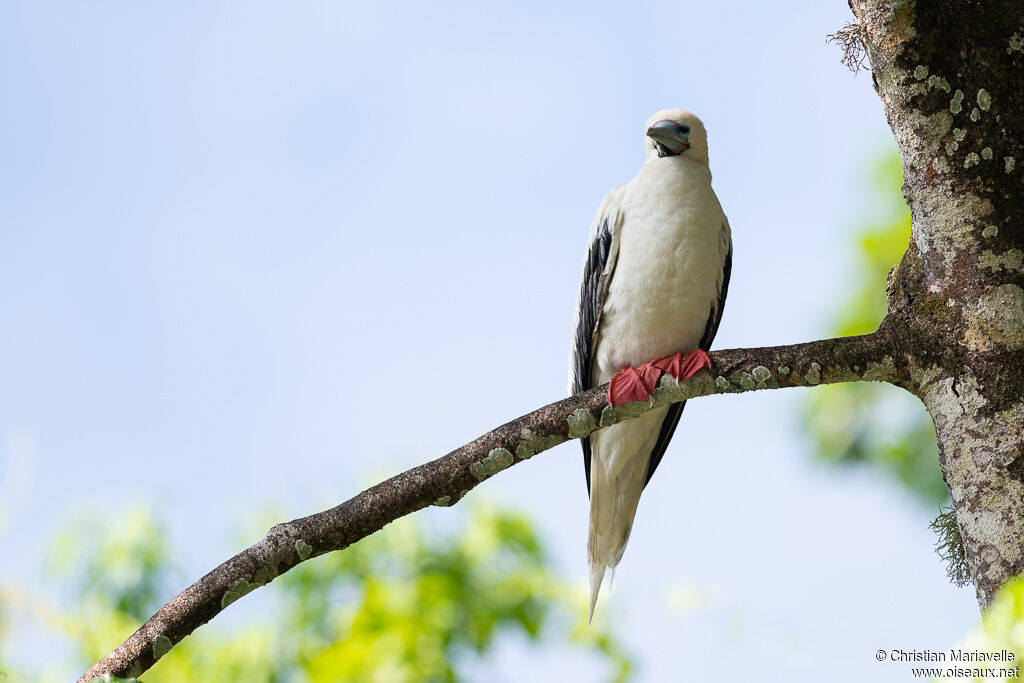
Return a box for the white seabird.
[569,109,732,620]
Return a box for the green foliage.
[50,505,173,622]
[27,504,630,683]
[46,507,183,670]
[982,577,1024,644]
[276,505,629,682]
[802,152,946,504]
[948,577,1024,681]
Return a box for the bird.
[569,109,732,621]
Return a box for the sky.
[0,1,980,681]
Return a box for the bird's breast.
[595,160,727,381]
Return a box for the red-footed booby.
[569,109,732,620]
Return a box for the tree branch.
[79,331,897,681]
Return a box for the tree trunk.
[850,0,1024,607]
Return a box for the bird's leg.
[650,349,711,382]
[607,362,661,406]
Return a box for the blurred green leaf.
[982,577,1024,640]
[942,577,1024,682]
[49,505,173,622]
[277,504,629,682]
[28,503,631,683]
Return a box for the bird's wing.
[570,187,625,492]
[699,224,733,352]
[643,221,732,485]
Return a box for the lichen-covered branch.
[78,331,896,682]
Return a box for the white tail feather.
[586,408,667,621]
[588,561,606,623]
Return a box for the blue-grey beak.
[646,120,690,155]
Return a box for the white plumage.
[569,109,732,620]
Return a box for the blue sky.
[0,1,978,681]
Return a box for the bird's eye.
[679,125,690,134]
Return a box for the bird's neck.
[641,155,712,184]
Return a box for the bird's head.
[643,109,709,165]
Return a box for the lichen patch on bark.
[515,429,565,459]
[979,249,1023,273]
[470,448,514,480]
[968,284,1024,351]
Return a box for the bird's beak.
[646,119,689,154]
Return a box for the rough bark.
[850,0,1024,606]
[79,334,897,681]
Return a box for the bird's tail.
[587,416,658,622]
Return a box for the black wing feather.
[698,246,732,353]
[574,218,614,493]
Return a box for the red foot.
[608,363,661,406]
[607,350,711,406]
[651,349,711,381]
